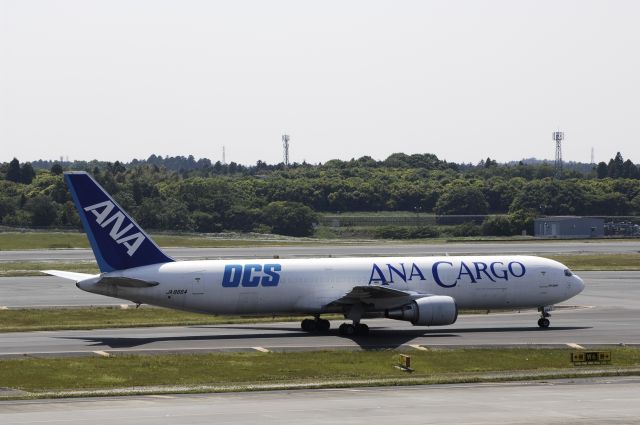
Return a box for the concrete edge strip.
[93,351,111,357]
[566,343,584,350]
[252,347,271,353]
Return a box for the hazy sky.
[1,0,639,165]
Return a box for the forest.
[1,152,639,237]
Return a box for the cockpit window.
[564,269,573,277]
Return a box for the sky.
[1,0,639,166]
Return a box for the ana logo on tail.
[84,200,146,256]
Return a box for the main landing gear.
[300,316,330,333]
[338,322,369,336]
[537,305,552,328]
[300,317,369,336]
[337,302,369,336]
[301,304,370,336]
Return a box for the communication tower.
[553,131,564,178]
[222,146,226,165]
[282,134,290,168]
[591,147,595,165]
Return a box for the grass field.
[0,307,505,333]
[0,231,319,251]
[1,348,638,394]
[547,254,640,270]
[4,230,640,251]
[0,232,90,250]
[0,307,347,332]
[0,261,99,277]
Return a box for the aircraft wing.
[330,285,427,308]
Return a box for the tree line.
[1,152,639,237]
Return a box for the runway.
[0,271,638,357]
[2,377,640,424]
[2,240,640,262]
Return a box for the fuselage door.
[191,273,205,296]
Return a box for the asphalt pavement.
[2,377,639,424]
[0,271,638,356]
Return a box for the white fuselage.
[77,255,585,316]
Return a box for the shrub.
[449,222,481,237]
[481,215,514,236]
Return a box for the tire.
[301,318,316,332]
[317,319,330,333]
[339,323,355,336]
[538,318,550,328]
[355,323,369,335]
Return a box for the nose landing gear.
[537,305,553,328]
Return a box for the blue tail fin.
[65,171,174,272]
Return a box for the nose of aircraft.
[572,274,586,297]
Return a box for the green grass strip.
[0,307,344,332]
[1,348,638,394]
[0,307,498,333]
[0,232,319,251]
[0,232,90,250]
[547,253,640,271]
[0,261,98,277]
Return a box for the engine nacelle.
[385,296,458,326]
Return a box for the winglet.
[64,171,174,272]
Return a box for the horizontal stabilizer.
[42,270,96,281]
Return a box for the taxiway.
[2,378,639,424]
[0,271,638,357]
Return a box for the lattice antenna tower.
[591,147,595,165]
[282,134,290,168]
[553,131,564,178]
[222,146,226,165]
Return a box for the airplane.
[45,171,585,336]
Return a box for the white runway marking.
[252,347,271,353]
[409,344,429,351]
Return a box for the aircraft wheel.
[317,319,330,333]
[339,323,356,336]
[537,318,550,328]
[301,318,316,332]
[355,323,369,335]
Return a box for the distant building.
[534,217,604,238]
